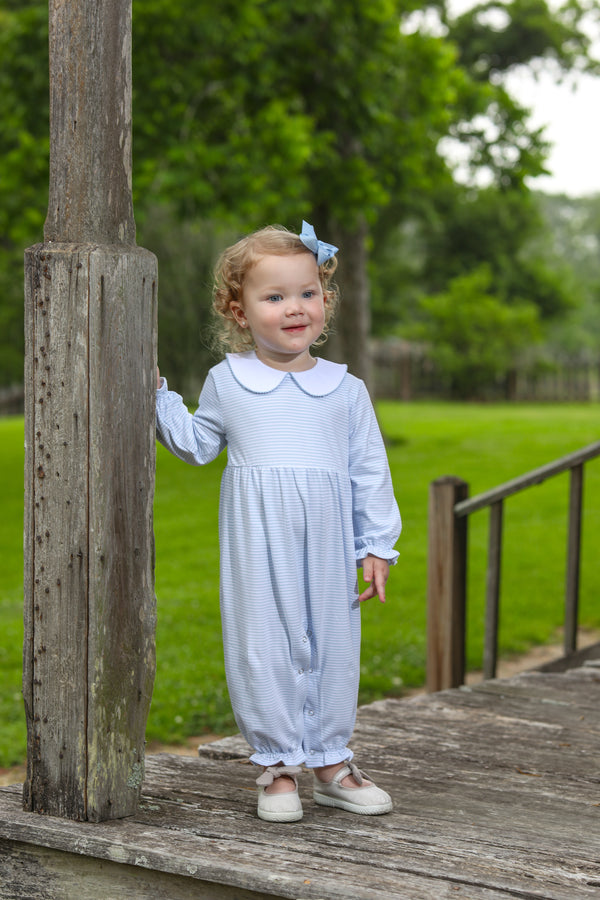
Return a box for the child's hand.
[156,366,161,389]
[358,555,390,604]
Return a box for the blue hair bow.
[299,220,338,265]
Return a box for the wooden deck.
[1,662,600,899]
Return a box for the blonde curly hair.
[212,224,339,354]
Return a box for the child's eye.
[266,294,283,302]
[302,290,315,299]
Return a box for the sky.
[445,1,600,197]
[505,67,600,197]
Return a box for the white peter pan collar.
[227,351,347,396]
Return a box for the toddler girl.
[156,221,401,822]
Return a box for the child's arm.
[156,368,226,466]
[358,554,390,604]
[348,381,402,578]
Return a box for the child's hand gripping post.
[358,554,390,604]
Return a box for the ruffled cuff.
[356,546,400,567]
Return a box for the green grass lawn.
[1,404,599,768]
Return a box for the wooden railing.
[426,440,600,692]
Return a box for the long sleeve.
[156,372,227,466]
[348,380,401,565]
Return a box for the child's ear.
[230,302,247,327]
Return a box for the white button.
[307,710,315,717]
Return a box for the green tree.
[447,0,598,79]
[370,0,598,354]
[532,191,600,355]
[442,0,600,190]
[131,1,463,387]
[420,183,573,316]
[0,2,48,385]
[0,0,319,387]
[322,0,598,385]
[414,265,541,398]
[140,207,236,397]
[131,0,317,227]
[272,3,463,388]
[1,0,598,391]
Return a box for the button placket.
[296,631,311,675]
[301,628,319,755]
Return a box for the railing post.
[564,463,584,655]
[483,500,504,680]
[427,476,469,692]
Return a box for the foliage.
[412,265,541,398]
[276,3,465,383]
[2,405,600,766]
[131,0,317,227]
[371,181,575,386]
[531,191,600,355]
[1,0,599,393]
[138,208,237,395]
[423,185,570,313]
[133,0,461,226]
[442,0,600,189]
[0,2,49,385]
[367,0,599,390]
[447,0,600,79]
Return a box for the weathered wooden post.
[23,0,157,821]
[426,476,468,692]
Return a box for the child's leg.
[314,762,368,788]
[260,762,297,794]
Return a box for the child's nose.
[285,298,303,315]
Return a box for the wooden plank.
[3,668,600,899]
[1,839,268,900]
[537,640,600,673]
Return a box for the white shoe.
[256,765,303,822]
[313,760,392,815]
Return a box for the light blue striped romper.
[156,351,401,768]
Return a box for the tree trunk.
[325,216,373,394]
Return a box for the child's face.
[231,253,326,369]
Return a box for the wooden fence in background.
[372,339,600,402]
[2,340,598,413]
